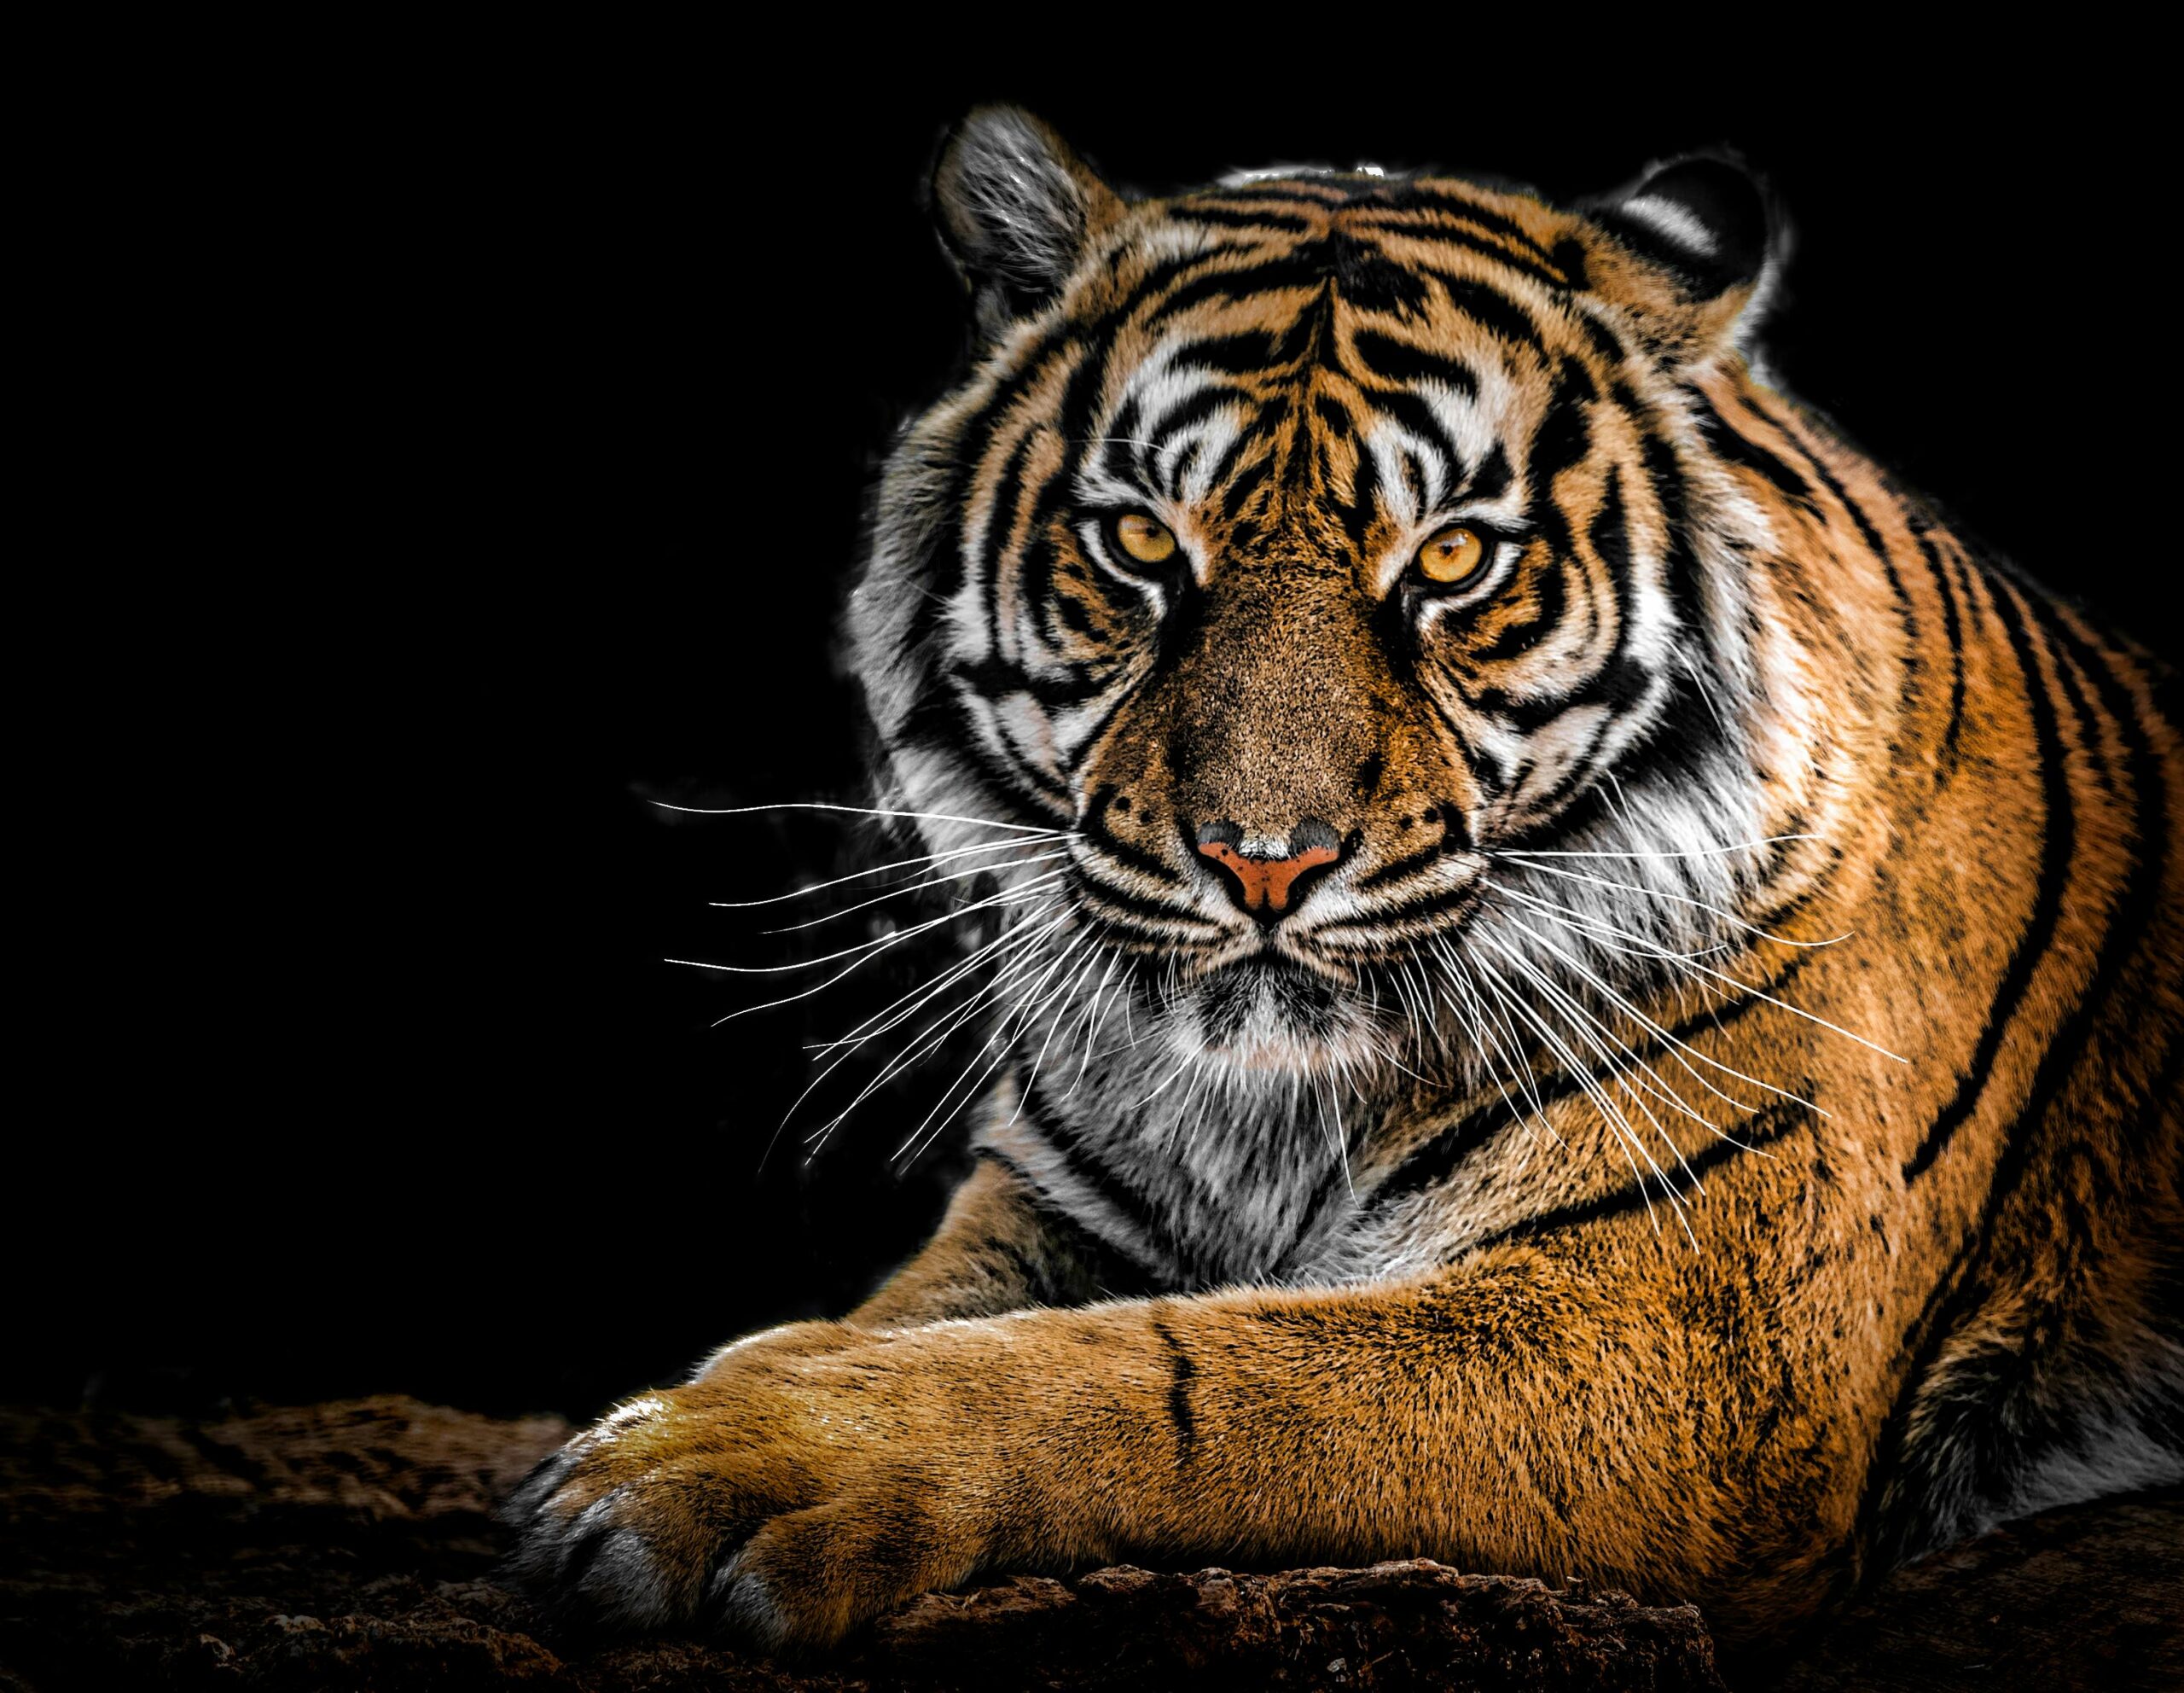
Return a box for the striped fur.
[506,110,2183,1651]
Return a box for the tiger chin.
[503,108,2184,1656]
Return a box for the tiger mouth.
[1188,957,1350,1053]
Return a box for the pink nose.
[1192,820,1344,922]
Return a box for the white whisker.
[761,850,1070,934]
[713,834,1072,912]
[651,799,1071,837]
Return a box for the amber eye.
[1414,525,1490,586]
[1111,511,1179,569]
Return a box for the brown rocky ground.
[0,1396,2175,1690]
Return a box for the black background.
[16,48,2165,1420]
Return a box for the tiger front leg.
[503,1244,1811,1649]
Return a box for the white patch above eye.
[1355,360,1519,527]
[1097,356,1256,508]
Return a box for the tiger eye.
[1416,526,1488,585]
[1114,512,1178,567]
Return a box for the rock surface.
[0,1395,2174,1690]
[1772,1486,2184,1691]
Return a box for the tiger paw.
[499,1328,1014,1648]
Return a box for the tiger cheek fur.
[504,107,2184,1652]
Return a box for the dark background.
[15,50,2164,1419]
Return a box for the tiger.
[504,107,2184,1656]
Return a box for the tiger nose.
[1191,818,1345,924]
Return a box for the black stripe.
[1069,869,1221,935]
[1363,389,1467,488]
[973,1148,1165,1290]
[1375,955,1819,1203]
[1921,532,1969,771]
[1016,1085,1183,1263]
[1347,218,1571,293]
[1378,185,1565,264]
[1466,442,1513,505]
[1422,269,1551,358]
[1199,395,1287,496]
[1685,391,1820,516]
[1525,362,1595,490]
[2042,627,2116,800]
[1350,327,1479,397]
[1859,595,2170,1562]
[1171,330,1282,375]
[1638,433,1714,677]
[1902,579,2077,1180]
[1074,786,1179,882]
[1317,879,1485,940]
[1472,552,1570,664]
[1169,205,1313,233]
[896,678,1076,823]
[1080,785,1188,886]
[1455,1099,1814,1249]
[1764,412,1923,730]
[1220,454,1275,521]
[1378,184,1565,266]
[1153,1318,1198,1461]
[1354,835,1455,894]
[1098,396,1146,487]
[1341,444,1383,552]
[950,654,1113,711]
[1575,311,1624,366]
[1147,253,1340,326]
[1148,382,1252,451]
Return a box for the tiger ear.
[1586,154,1780,353]
[932,106,1124,340]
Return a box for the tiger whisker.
[761,850,1072,934]
[1466,942,1690,1234]
[1128,1030,1211,1111]
[1485,898,1818,1121]
[1061,946,1126,1099]
[1478,927,1727,1162]
[1313,1069,1354,1198]
[1432,942,1563,1149]
[1435,951,1555,1149]
[697,876,1065,1024]
[1492,832,1819,862]
[783,909,1071,1161]
[805,914,1076,1158]
[1466,944,1674,1222]
[1479,877,1908,1062]
[1000,939,1112,1134]
[1484,864,1850,949]
[893,927,1099,1165]
[799,903,1060,1063]
[651,799,1072,838]
[716,834,1074,913]
[683,870,1066,983]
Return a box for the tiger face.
[853,110,1799,1080]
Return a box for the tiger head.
[851,108,1812,1083]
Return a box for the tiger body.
[508,111,2184,1651]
